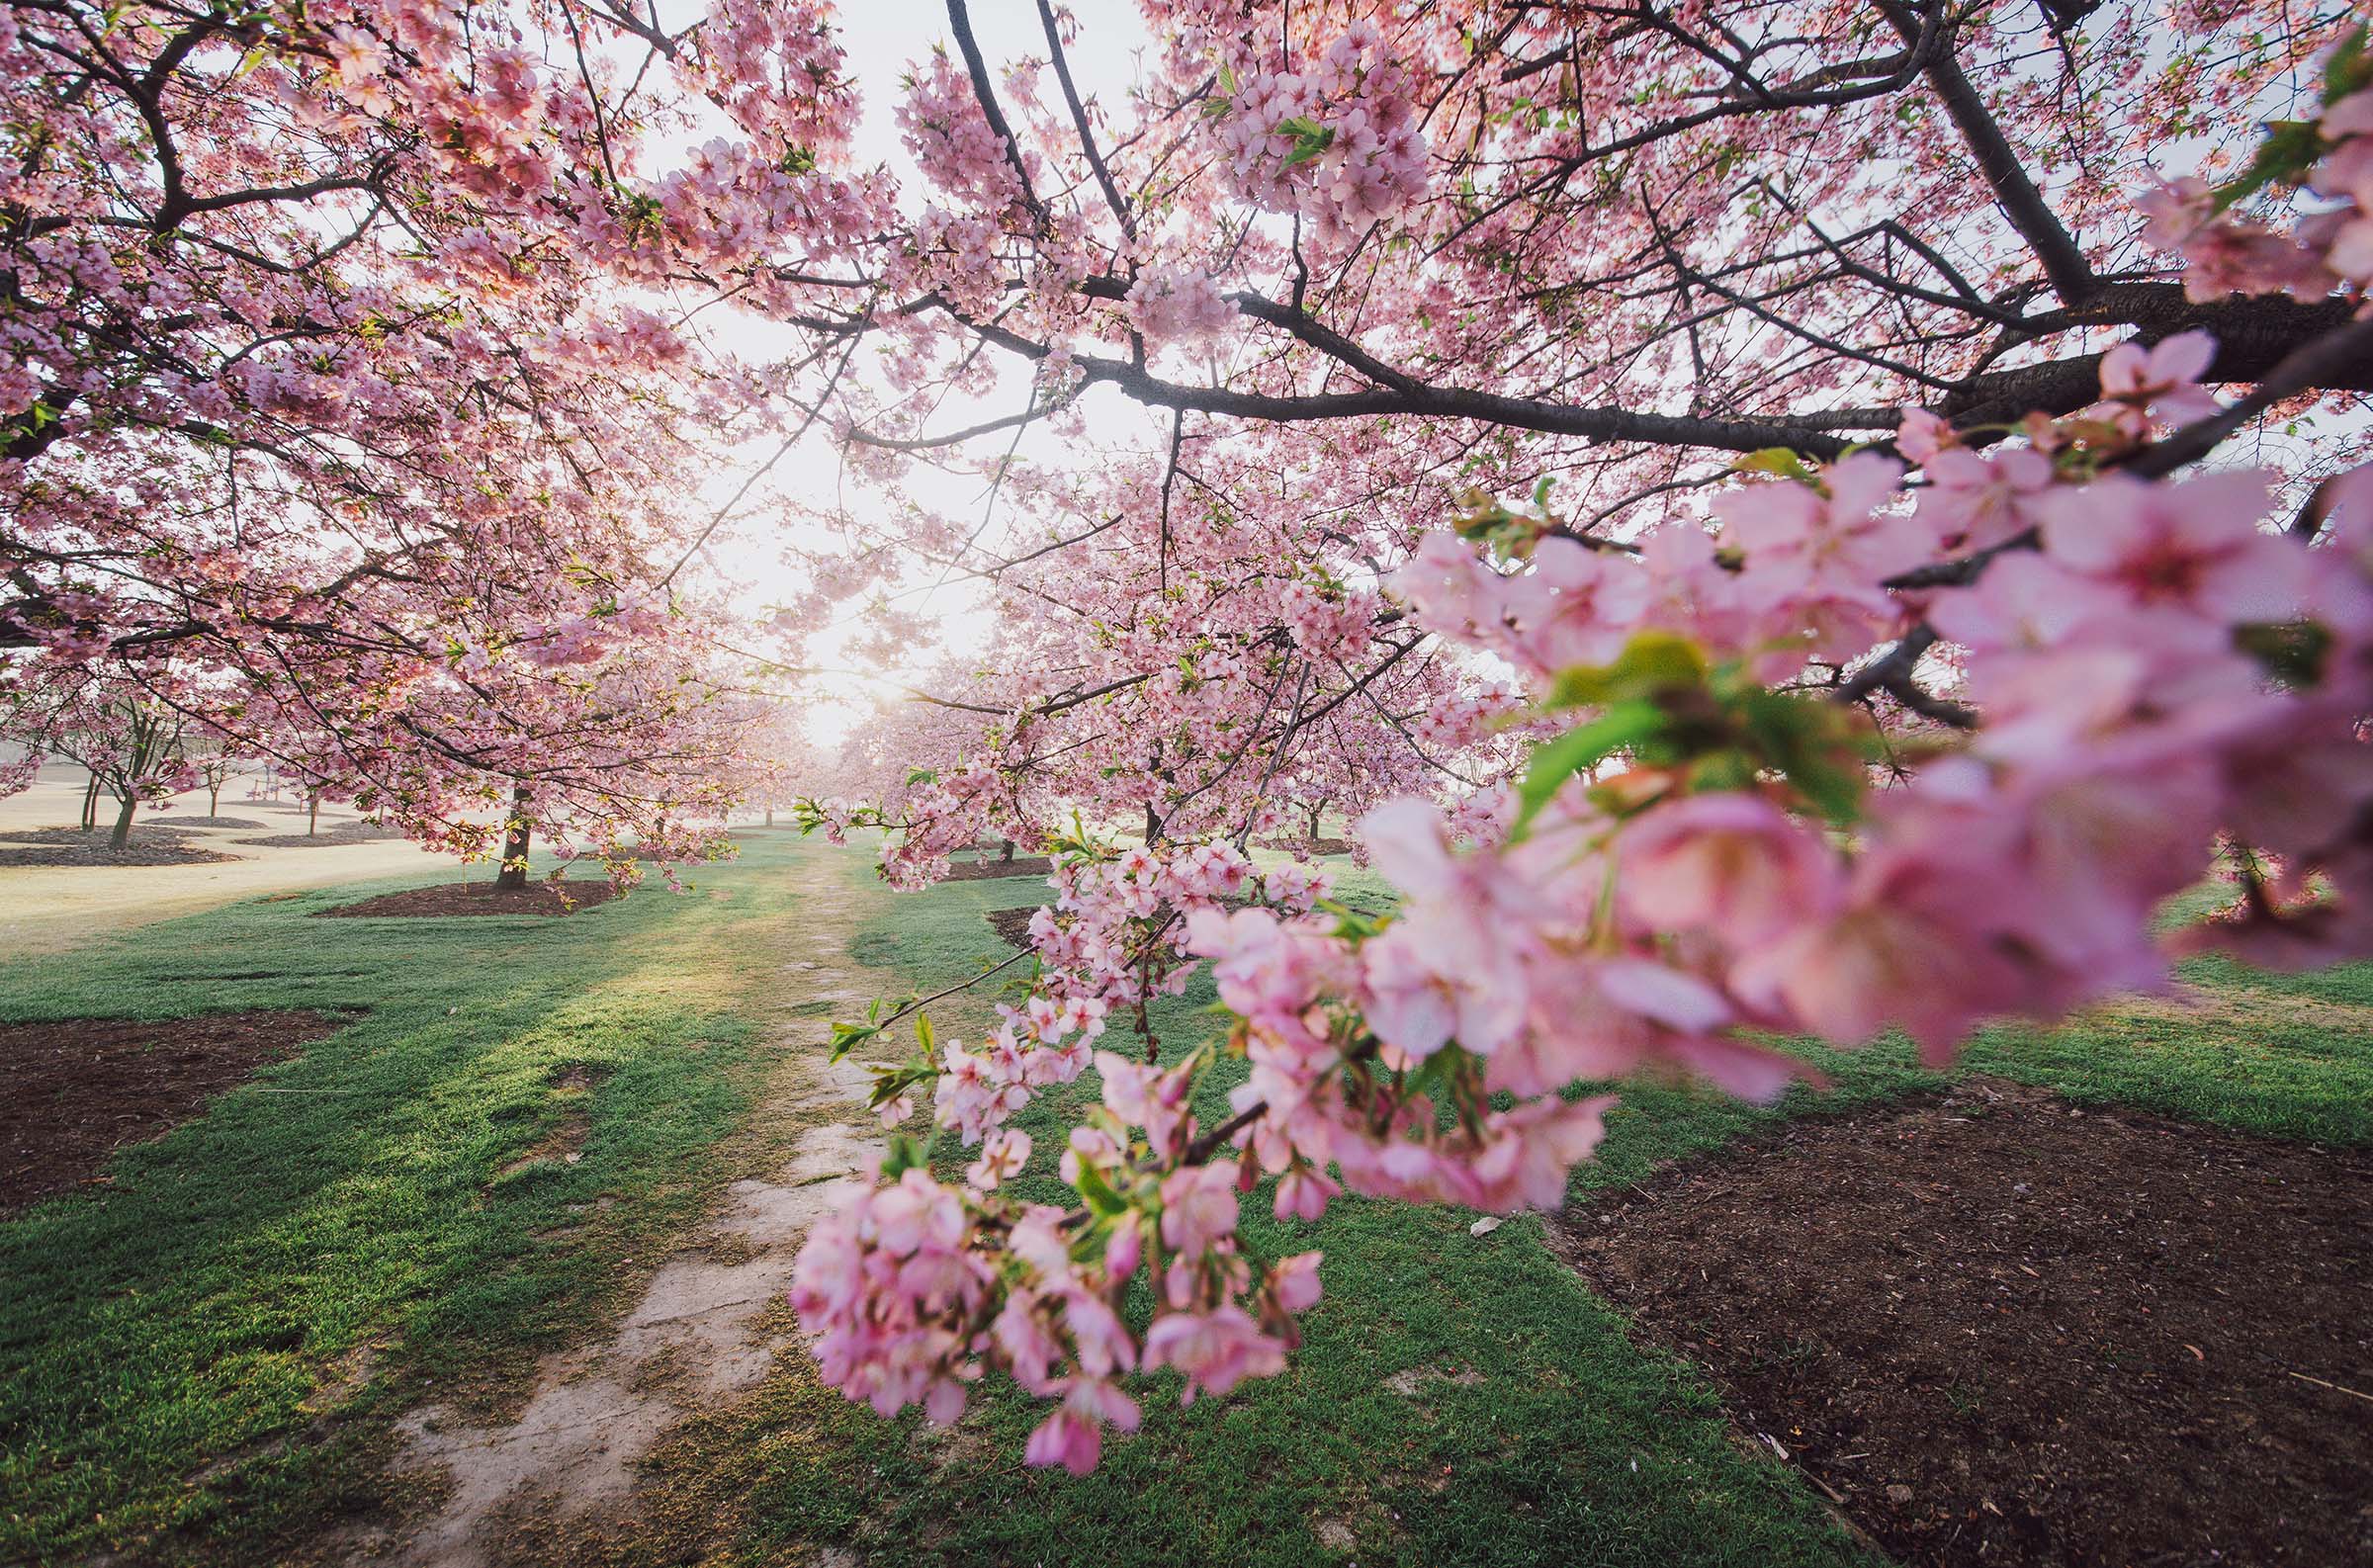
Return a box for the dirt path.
[378,862,893,1568]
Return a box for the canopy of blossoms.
[9,0,2373,1477]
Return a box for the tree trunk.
[763,805,774,828]
[209,782,221,816]
[495,784,532,889]
[1000,837,1014,863]
[81,773,100,832]
[1308,805,1322,842]
[109,793,136,852]
[308,794,320,835]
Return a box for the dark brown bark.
[109,792,136,851]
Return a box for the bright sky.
[675,1,1164,749]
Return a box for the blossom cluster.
[791,1049,1322,1476]
[1197,21,1431,240]
[1123,267,1239,347]
[793,319,2373,1471]
[2140,46,2373,303]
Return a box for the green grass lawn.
[619,857,2373,1568]
[0,834,870,1567]
[4,842,2368,1568]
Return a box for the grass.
[5,841,2369,1567]
[0,834,876,1567]
[624,859,1870,1568]
[617,852,2373,1568]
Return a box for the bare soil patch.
[1259,835,1354,856]
[316,879,623,918]
[0,1009,344,1211]
[941,854,1052,882]
[1554,1079,2373,1568]
[987,906,1039,949]
[0,824,239,867]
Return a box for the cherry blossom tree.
[187,738,244,819]
[1,0,877,859]
[2,662,196,848]
[769,1,2373,1473]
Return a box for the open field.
[0,768,456,956]
[1,839,2367,1567]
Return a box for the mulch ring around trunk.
[238,823,408,848]
[314,879,623,918]
[0,824,240,867]
[1257,836,1354,856]
[1,1009,346,1211]
[1551,1078,2373,1568]
[986,906,1041,949]
[941,854,1053,882]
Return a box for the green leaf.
[2212,119,2327,213]
[826,1020,879,1064]
[879,1130,932,1179]
[1731,447,1816,482]
[2235,619,2333,689]
[2324,23,2371,105]
[1314,896,1388,941]
[914,1012,936,1056]
[1072,1159,1128,1219]
[1734,690,1866,824]
[1513,700,1666,835]
[1274,116,1336,166]
[1544,631,1709,710]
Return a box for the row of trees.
[1,0,828,864]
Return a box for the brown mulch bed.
[0,1009,344,1211]
[986,906,1042,949]
[1257,836,1354,856]
[0,825,239,867]
[0,824,207,847]
[1553,1078,2373,1568]
[942,855,1054,882]
[237,824,407,848]
[314,879,623,918]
